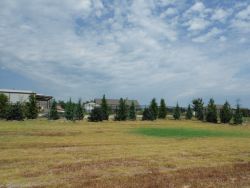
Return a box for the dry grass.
[0,119,250,187]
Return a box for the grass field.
[0,119,250,187]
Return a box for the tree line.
[0,93,246,125]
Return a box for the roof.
[0,89,34,94]
[94,98,140,106]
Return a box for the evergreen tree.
[0,93,8,119]
[74,99,84,120]
[158,99,167,119]
[101,95,109,120]
[192,98,204,121]
[206,98,218,123]
[5,102,25,121]
[65,98,75,120]
[25,94,39,119]
[233,103,243,125]
[142,108,154,121]
[49,100,59,120]
[58,100,66,109]
[149,98,158,120]
[173,103,181,120]
[88,107,103,122]
[186,104,193,120]
[128,101,136,120]
[115,98,128,121]
[220,101,232,123]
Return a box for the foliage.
[65,99,75,121]
[185,104,193,120]
[58,100,66,109]
[233,104,243,125]
[192,98,204,121]
[5,102,25,121]
[149,98,158,120]
[220,101,232,123]
[0,93,8,119]
[173,103,181,120]
[158,99,167,119]
[48,100,59,120]
[115,98,128,121]
[74,99,84,120]
[25,94,39,119]
[101,95,109,120]
[88,107,103,122]
[128,101,136,120]
[142,108,154,121]
[206,98,218,123]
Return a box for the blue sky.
[0,0,250,107]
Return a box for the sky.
[0,0,250,107]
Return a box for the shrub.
[173,103,181,120]
[186,104,193,120]
[158,99,167,119]
[88,107,103,122]
[149,98,158,120]
[48,100,59,120]
[0,93,8,119]
[128,101,136,120]
[5,102,25,121]
[25,94,39,119]
[220,101,232,123]
[142,108,154,121]
[206,98,218,123]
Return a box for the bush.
[158,99,167,119]
[128,102,136,120]
[206,98,218,123]
[233,104,243,125]
[5,102,25,121]
[0,93,8,119]
[25,94,39,119]
[142,108,154,121]
[149,98,158,120]
[88,107,103,122]
[173,103,181,120]
[48,100,59,120]
[115,98,128,121]
[185,104,193,120]
[220,101,232,123]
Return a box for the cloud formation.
[0,0,250,106]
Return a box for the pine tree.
[149,98,158,120]
[101,95,109,120]
[65,98,75,120]
[233,103,243,125]
[158,99,167,119]
[192,98,204,121]
[173,103,181,120]
[0,93,8,119]
[142,108,154,121]
[220,101,232,123]
[88,107,103,122]
[186,104,193,120]
[115,98,128,121]
[74,99,84,120]
[25,94,39,119]
[128,101,136,120]
[5,102,25,121]
[49,100,59,120]
[206,98,218,123]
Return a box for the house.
[0,89,53,112]
[94,98,140,111]
[84,102,100,113]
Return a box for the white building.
[84,102,100,113]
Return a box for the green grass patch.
[133,127,250,138]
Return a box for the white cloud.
[185,17,210,31]
[192,28,222,43]
[211,9,230,21]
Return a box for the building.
[0,89,53,112]
[84,102,100,113]
[94,98,140,111]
